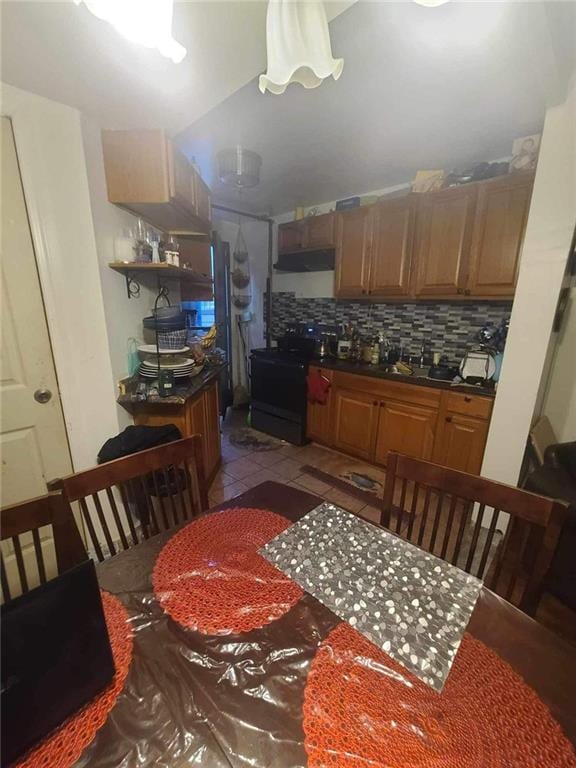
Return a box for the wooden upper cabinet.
[278,221,305,252]
[413,185,477,297]
[168,144,194,209]
[334,207,372,298]
[304,212,335,248]
[278,213,335,253]
[468,172,534,297]
[102,129,211,234]
[369,197,414,297]
[193,172,212,224]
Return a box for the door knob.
[34,388,52,404]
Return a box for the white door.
[1,117,75,593]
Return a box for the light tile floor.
[209,410,382,524]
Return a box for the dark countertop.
[312,358,496,398]
[118,362,226,407]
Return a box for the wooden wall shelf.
[108,262,213,299]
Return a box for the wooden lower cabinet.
[201,380,221,477]
[432,412,489,475]
[131,379,221,483]
[373,400,437,466]
[332,387,379,461]
[307,368,492,474]
[306,367,334,444]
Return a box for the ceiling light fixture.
[413,0,450,6]
[217,146,262,189]
[259,1,343,95]
[74,0,186,63]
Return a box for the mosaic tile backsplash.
[266,292,512,364]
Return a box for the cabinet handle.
[464,396,472,402]
[362,289,367,295]
[445,416,453,423]
[380,401,384,407]
[373,400,378,406]
[464,289,471,296]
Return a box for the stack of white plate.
[137,344,205,380]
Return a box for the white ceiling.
[2,1,574,217]
[0,0,354,132]
[176,1,576,215]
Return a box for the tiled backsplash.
[266,292,512,363]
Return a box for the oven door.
[250,356,307,422]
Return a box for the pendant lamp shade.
[259,1,343,95]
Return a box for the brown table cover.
[81,481,576,767]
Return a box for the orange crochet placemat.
[152,507,303,634]
[18,592,133,768]
[303,623,576,768]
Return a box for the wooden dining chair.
[1,491,87,602]
[381,452,567,615]
[49,436,209,562]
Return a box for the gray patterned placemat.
[260,503,482,691]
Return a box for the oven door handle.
[253,359,305,370]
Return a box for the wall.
[269,294,511,364]
[540,284,576,442]
[81,116,176,428]
[1,82,121,470]
[481,75,576,485]
[212,211,269,390]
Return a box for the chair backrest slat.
[1,557,11,602]
[79,497,105,561]
[440,494,458,561]
[477,506,500,579]
[163,467,180,526]
[450,499,470,566]
[381,452,566,615]
[91,493,116,556]
[151,471,170,530]
[11,536,28,594]
[117,482,139,546]
[105,487,129,551]
[31,528,47,584]
[50,436,208,563]
[0,492,87,600]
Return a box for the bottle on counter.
[378,332,389,364]
[337,325,352,360]
[370,335,380,365]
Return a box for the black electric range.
[250,324,338,445]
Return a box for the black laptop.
[1,560,115,767]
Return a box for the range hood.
[273,248,335,273]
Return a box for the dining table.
[70,481,575,767]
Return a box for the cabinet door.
[432,413,489,474]
[332,387,378,461]
[413,186,477,297]
[374,400,437,467]
[369,197,414,297]
[193,171,212,223]
[334,208,372,298]
[278,222,305,252]
[468,173,533,297]
[168,144,194,211]
[102,129,171,203]
[202,381,221,478]
[305,213,335,248]
[306,367,333,444]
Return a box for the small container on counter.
[337,339,351,360]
